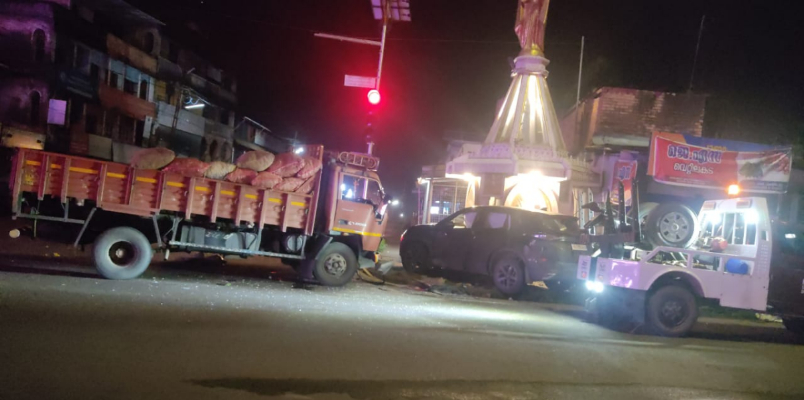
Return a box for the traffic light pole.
[375,6,389,90]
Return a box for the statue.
[515,0,550,57]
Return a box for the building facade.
[0,0,276,164]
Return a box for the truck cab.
[323,152,387,256]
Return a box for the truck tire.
[783,318,804,334]
[313,242,358,287]
[491,257,526,297]
[92,227,152,280]
[644,202,700,249]
[646,285,698,337]
[401,242,430,274]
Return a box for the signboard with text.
[648,132,792,193]
[344,75,376,89]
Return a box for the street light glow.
[294,147,305,154]
[184,103,205,110]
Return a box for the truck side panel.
[12,149,324,235]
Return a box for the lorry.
[8,146,393,286]
[577,195,804,337]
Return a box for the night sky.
[128,0,804,202]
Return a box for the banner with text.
[648,132,792,193]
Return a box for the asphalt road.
[2,257,804,400]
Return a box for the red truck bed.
[10,147,323,236]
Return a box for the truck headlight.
[585,280,604,293]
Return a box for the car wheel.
[644,202,700,249]
[783,318,804,334]
[401,242,430,274]
[492,257,526,296]
[646,285,698,337]
[92,227,152,280]
[313,243,358,287]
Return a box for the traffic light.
[367,89,381,105]
[366,109,376,135]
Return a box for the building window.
[135,120,145,146]
[124,79,137,95]
[118,116,136,144]
[221,142,232,162]
[168,42,179,63]
[109,72,120,89]
[143,32,155,54]
[85,114,98,134]
[89,64,100,82]
[139,80,149,100]
[32,29,46,62]
[208,140,219,161]
[104,112,117,138]
[199,137,208,160]
[69,99,84,125]
[220,109,229,125]
[202,103,215,119]
[29,91,41,125]
[75,45,89,69]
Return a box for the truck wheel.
[492,257,526,296]
[92,227,152,280]
[401,242,430,274]
[646,285,698,337]
[313,243,358,287]
[783,318,804,334]
[644,202,700,249]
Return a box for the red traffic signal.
[367,89,381,105]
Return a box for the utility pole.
[576,36,585,106]
[688,15,706,92]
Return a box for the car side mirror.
[441,221,454,230]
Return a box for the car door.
[430,209,479,270]
[466,210,511,274]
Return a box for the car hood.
[401,224,436,241]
